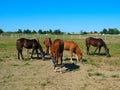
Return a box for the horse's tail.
[58,40,64,57]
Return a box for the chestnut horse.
[64,41,83,62]
[85,37,110,57]
[16,38,45,60]
[51,39,64,72]
[43,37,52,55]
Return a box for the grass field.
[0,34,120,90]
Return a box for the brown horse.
[16,38,45,60]
[51,39,64,72]
[43,37,52,55]
[64,41,83,62]
[85,37,110,57]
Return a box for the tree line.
[100,28,120,34]
[0,28,120,34]
[0,29,64,34]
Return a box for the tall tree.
[17,29,22,33]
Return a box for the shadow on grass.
[64,63,80,72]
[89,52,106,56]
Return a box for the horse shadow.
[89,52,107,56]
[64,57,77,62]
[63,63,80,72]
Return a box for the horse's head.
[76,46,83,61]
[105,48,111,57]
[77,53,83,61]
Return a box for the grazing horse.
[51,39,64,72]
[16,38,45,60]
[43,37,52,55]
[85,37,110,57]
[64,41,83,62]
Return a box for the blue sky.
[0,0,120,33]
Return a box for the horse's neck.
[103,42,108,50]
[76,46,81,54]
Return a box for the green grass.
[88,72,105,77]
[40,78,50,87]
[111,74,119,78]
[1,35,120,67]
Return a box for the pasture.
[0,34,120,90]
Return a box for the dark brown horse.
[51,39,64,72]
[64,41,83,62]
[16,38,45,60]
[43,37,52,55]
[85,37,110,57]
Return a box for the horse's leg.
[76,54,79,61]
[18,51,20,60]
[94,47,99,54]
[70,49,74,63]
[19,48,24,60]
[45,46,49,55]
[35,49,39,58]
[20,51,24,60]
[98,46,101,55]
[26,49,29,55]
[31,49,35,59]
[60,55,63,65]
[54,56,58,72]
[87,46,90,55]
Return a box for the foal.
[16,38,45,60]
[64,41,83,62]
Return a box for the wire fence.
[0,33,120,40]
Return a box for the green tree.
[32,30,37,34]
[102,28,108,34]
[17,29,22,33]
[108,28,119,34]
[49,29,53,34]
[0,29,4,33]
[38,29,43,34]
[113,28,119,34]
[54,29,62,34]
[23,29,31,34]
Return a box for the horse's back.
[16,38,39,49]
[86,37,104,47]
[53,39,64,49]
[64,41,77,50]
[51,39,64,54]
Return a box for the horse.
[64,41,83,62]
[85,37,110,57]
[16,38,45,60]
[50,39,64,72]
[43,37,52,55]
